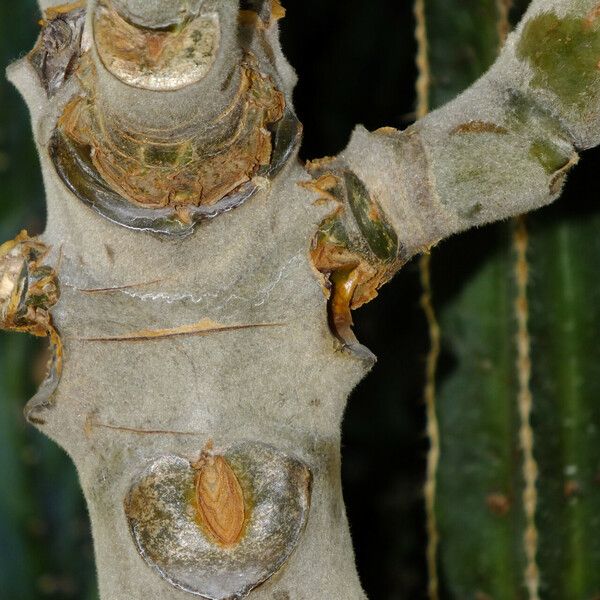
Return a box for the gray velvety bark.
[3,0,600,598]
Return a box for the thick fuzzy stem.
[4,0,600,599]
[8,2,370,599]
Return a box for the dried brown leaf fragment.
[0,231,60,338]
[304,163,404,351]
[29,1,87,96]
[1,231,63,422]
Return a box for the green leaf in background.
[528,189,600,599]
[423,1,530,596]
[427,0,600,598]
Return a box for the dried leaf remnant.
[305,162,404,349]
[1,231,63,422]
[0,231,60,340]
[28,1,87,96]
[56,54,284,213]
[39,2,302,235]
[45,5,302,235]
[272,0,286,22]
[240,0,286,27]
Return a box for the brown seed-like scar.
[193,444,246,547]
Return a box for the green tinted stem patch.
[517,12,600,109]
[343,171,399,262]
[529,139,572,174]
[316,215,351,248]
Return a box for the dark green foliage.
[429,1,600,599]
[528,188,600,599]
[433,149,600,600]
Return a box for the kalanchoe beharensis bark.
[5,0,600,598]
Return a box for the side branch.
[339,0,600,262]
